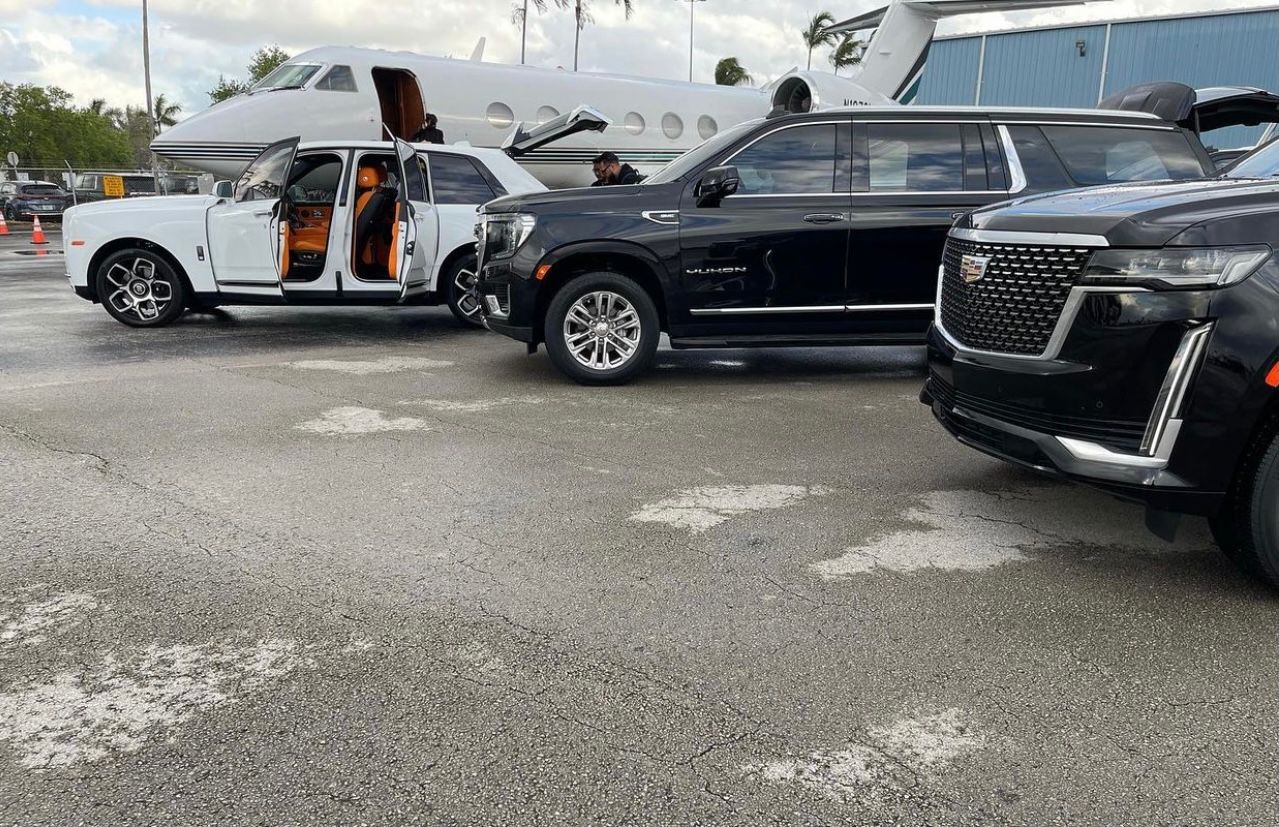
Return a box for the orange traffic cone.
[0,213,9,235]
[30,215,48,245]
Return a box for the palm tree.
[830,35,866,75]
[86,98,124,129]
[512,0,551,65]
[152,94,181,134]
[802,10,838,71]
[714,57,753,87]
[569,0,634,72]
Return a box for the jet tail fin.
[470,37,486,62]
[832,0,1108,101]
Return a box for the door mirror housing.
[695,166,740,207]
[213,180,233,199]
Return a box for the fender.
[539,238,675,291]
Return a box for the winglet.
[470,37,486,62]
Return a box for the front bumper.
[925,321,1227,517]
[477,254,539,344]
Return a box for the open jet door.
[502,105,610,158]
[1100,82,1279,135]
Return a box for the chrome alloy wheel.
[562,290,642,371]
[453,266,481,320]
[105,257,173,322]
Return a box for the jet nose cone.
[150,99,267,179]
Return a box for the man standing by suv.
[591,152,644,186]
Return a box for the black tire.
[1210,429,1279,587]
[542,272,660,386]
[444,253,484,328]
[94,248,187,328]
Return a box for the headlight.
[1084,246,1271,288]
[481,213,536,261]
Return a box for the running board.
[668,332,928,349]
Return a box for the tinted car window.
[868,123,965,193]
[123,177,157,195]
[22,185,64,197]
[729,124,837,195]
[403,155,427,202]
[1005,125,1073,191]
[235,142,295,202]
[429,154,496,205]
[1224,137,1279,178]
[1039,126,1207,185]
[285,154,343,203]
[645,120,757,185]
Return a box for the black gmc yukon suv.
[476,105,1221,384]
[924,138,1279,586]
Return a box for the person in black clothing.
[412,113,444,144]
[590,152,643,186]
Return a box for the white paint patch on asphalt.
[295,407,432,436]
[744,709,982,801]
[0,592,99,647]
[400,395,547,413]
[286,356,453,374]
[811,486,1211,578]
[630,485,831,533]
[0,639,302,768]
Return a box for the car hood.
[66,195,218,218]
[484,182,676,214]
[968,177,1279,246]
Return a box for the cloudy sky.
[1,0,1274,118]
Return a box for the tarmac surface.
[0,224,1276,826]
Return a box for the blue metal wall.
[915,8,1279,148]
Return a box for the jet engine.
[769,71,894,114]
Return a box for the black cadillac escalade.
[476,105,1223,384]
[924,138,1279,587]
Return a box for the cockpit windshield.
[250,63,323,92]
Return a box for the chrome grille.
[940,238,1094,356]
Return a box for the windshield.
[250,62,322,92]
[21,185,64,197]
[1225,139,1279,178]
[643,120,761,185]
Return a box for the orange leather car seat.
[353,164,397,277]
[290,206,331,254]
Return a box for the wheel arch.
[87,238,193,303]
[435,242,478,291]
[534,241,671,342]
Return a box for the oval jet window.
[662,113,684,139]
[624,112,646,135]
[486,102,515,129]
[697,115,718,140]
[537,105,561,124]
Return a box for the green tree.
[830,35,866,75]
[152,93,181,132]
[209,45,292,104]
[802,11,837,71]
[714,57,753,87]
[0,83,131,169]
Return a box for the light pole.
[142,0,161,192]
[683,0,708,83]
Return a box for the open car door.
[206,136,299,296]
[389,136,429,300]
[501,105,610,158]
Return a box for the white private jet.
[152,0,1099,188]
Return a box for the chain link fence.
[2,164,216,201]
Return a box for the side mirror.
[213,180,233,199]
[695,165,740,207]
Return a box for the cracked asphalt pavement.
[1,230,1276,826]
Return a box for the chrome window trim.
[996,125,1028,194]
[1140,322,1215,457]
[855,190,1006,197]
[1004,120,1177,131]
[949,227,1111,247]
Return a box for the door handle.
[803,213,846,224]
[254,210,272,217]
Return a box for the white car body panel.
[63,141,543,311]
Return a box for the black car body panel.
[927,167,1279,519]
[478,107,1215,364]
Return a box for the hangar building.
[915,5,1279,148]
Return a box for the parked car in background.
[476,104,1222,384]
[72,172,160,203]
[64,138,545,327]
[923,136,1279,587]
[0,181,70,221]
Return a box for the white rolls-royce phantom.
[62,138,546,327]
